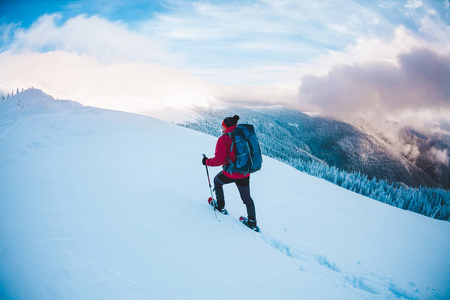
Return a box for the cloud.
[428,147,449,166]
[0,50,215,114]
[300,47,450,133]
[0,13,219,120]
[138,0,389,85]
[405,0,423,10]
[213,84,298,108]
[7,13,177,65]
[0,48,299,118]
[1,1,449,126]
[0,12,299,120]
[0,23,17,46]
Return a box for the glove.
[202,156,208,165]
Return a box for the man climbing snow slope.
[202,115,258,231]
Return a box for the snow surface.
[1,89,449,299]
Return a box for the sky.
[0,0,449,132]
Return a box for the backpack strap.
[228,132,234,152]
[227,132,235,166]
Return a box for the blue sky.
[2,0,448,73]
[0,0,449,132]
[0,0,168,27]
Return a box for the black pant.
[214,171,256,221]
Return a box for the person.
[202,115,257,230]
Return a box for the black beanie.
[222,115,239,128]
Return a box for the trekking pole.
[203,154,218,220]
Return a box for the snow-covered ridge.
[0,90,449,299]
[3,89,82,112]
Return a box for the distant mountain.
[396,127,450,188]
[179,106,450,190]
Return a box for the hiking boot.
[215,205,228,214]
[240,216,260,232]
[208,197,228,214]
[247,217,257,229]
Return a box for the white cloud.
[0,23,18,46]
[0,12,301,119]
[8,13,178,65]
[428,147,449,166]
[1,1,449,128]
[403,143,421,162]
[293,26,430,86]
[213,84,299,108]
[0,50,215,114]
[427,9,438,16]
[299,47,450,134]
[0,49,298,120]
[138,0,384,82]
[405,0,424,10]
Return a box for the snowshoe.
[239,216,260,232]
[208,197,228,215]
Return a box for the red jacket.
[206,125,249,179]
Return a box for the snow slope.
[0,89,449,300]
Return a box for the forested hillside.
[180,106,450,221]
